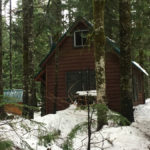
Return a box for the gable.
[39,18,92,68]
[132,61,149,76]
[36,17,148,79]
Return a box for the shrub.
[96,103,108,131]
[0,140,13,150]
[62,122,87,150]
[108,111,130,126]
[38,130,60,146]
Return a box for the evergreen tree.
[119,0,134,122]
[28,0,35,118]
[105,0,119,41]
[131,0,150,98]
[51,0,62,113]
[22,0,29,117]
[9,0,12,89]
[93,0,107,131]
[0,0,6,119]
[75,0,93,21]
[22,0,35,118]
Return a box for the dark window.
[66,71,82,99]
[90,71,96,90]
[74,30,88,47]
[75,32,82,46]
[66,70,96,101]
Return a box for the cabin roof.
[35,17,149,80]
[39,17,120,68]
[132,61,149,76]
[35,69,46,81]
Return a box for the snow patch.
[132,61,149,76]
[76,90,97,96]
[0,99,150,149]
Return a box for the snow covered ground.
[0,99,150,150]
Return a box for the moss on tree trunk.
[0,0,6,119]
[93,0,106,104]
[52,0,62,113]
[22,0,35,119]
[119,0,134,122]
[93,0,107,131]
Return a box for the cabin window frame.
[74,30,89,47]
[66,70,96,101]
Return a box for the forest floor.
[0,99,150,150]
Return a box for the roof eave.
[132,61,149,76]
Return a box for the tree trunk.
[93,0,106,104]
[67,0,73,25]
[22,0,35,119]
[51,0,62,42]
[136,0,144,67]
[51,0,62,113]
[119,0,134,122]
[0,0,6,119]
[53,47,59,114]
[22,0,29,117]
[28,0,35,119]
[93,0,107,131]
[9,0,12,89]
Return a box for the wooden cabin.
[35,17,149,114]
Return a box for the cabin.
[35,17,149,114]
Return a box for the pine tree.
[50,0,62,42]
[22,0,29,117]
[0,0,2,98]
[131,0,150,98]
[22,0,35,118]
[9,0,12,89]
[51,0,62,113]
[105,0,119,41]
[93,0,107,131]
[119,0,134,122]
[93,0,106,104]
[28,0,35,118]
[0,0,6,119]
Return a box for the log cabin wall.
[45,23,123,113]
[106,51,121,112]
[45,23,95,114]
[132,65,145,106]
[43,21,145,114]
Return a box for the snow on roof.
[132,61,149,76]
[106,36,116,43]
[76,90,97,96]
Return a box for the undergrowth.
[108,111,130,126]
[62,122,87,150]
[38,130,60,147]
[77,103,130,126]
[0,140,14,150]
